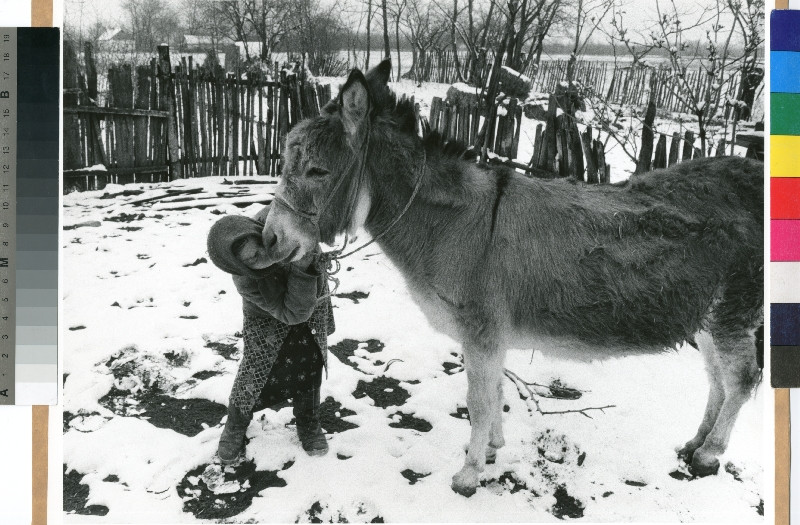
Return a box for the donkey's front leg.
[452,344,505,497]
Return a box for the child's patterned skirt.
[253,322,323,411]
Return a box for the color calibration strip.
[771,10,800,387]
[0,28,59,405]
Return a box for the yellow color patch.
[772,135,800,177]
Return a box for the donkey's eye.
[306,167,329,178]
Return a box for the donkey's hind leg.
[690,328,760,476]
[678,331,725,462]
[452,343,505,497]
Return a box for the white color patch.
[771,262,800,303]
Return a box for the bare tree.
[382,0,392,65]
[565,0,614,82]
[367,0,374,68]
[609,0,762,154]
[217,0,253,61]
[388,0,408,78]
[246,0,291,61]
[122,0,181,51]
[284,0,350,75]
[727,0,764,124]
[402,0,448,80]
[498,0,565,73]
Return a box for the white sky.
[63,0,750,44]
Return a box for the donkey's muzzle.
[262,207,318,265]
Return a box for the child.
[206,205,335,464]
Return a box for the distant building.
[182,34,235,52]
[97,28,135,53]
[181,34,240,69]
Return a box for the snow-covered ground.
[62,174,765,523]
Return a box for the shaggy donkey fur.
[261,59,764,497]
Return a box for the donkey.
[261,59,764,497]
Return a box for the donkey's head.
[261,59,399,265]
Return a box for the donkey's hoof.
[676,442,699,463]
[451,470,479,497]
[690,449,720,477]
[485,447,497,464]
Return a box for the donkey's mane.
[381,89,478,160]
[420,126,478,160]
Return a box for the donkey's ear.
[365,58,392,86]
[339,69,370,140]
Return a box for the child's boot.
[294,387,328,456]
[217,404,252,465]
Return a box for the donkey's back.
[484,156,763,354]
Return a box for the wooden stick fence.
[428,95,523,160]
[63,44,332,193]
[410,50,751,118]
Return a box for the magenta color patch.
[772,220,800,261]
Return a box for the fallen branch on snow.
[504,368,615,419]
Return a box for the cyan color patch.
[771,52,800,92]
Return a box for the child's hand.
[292,247,319,273]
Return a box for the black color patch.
[63,465,110,516]
[771,345,800,387]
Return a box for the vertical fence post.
[635,75,658,174]
[158,45,182,180]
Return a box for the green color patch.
[772,93,800,135]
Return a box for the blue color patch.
[771,303,800,346]
[772,10,800,51]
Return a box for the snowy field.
[62,172,765,523]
